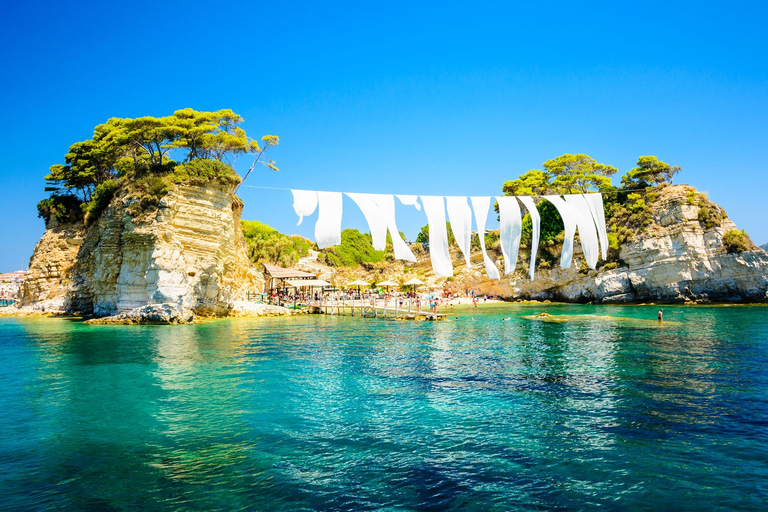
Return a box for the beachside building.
[0,270,26,302]
[262,263,318,293]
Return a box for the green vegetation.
[241,220,312,267]
[37,109,278,224]
[320,229,387,267]
[541,154,618,193]
[83,179,120,223]
[520,201,563,247]
[621,156,681,189]
[36,194,84,224]
[500,153,683,268]
[722,229,753,254]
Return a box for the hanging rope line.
[240,184,661,195]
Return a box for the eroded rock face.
[447,185,768,303]
[19,181,265,320]
[18,219,86,312]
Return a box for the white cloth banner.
[291,189,318,226]
[346,193,416,262]
[585,193,608,261]
[346,193,389,250]
[517,196,540,280]
[445,196,473,267]
[496,196,522,275]
[315,191,343,249]
[396,195,422,211]
[564,194,600,269]
[469,196,501,280]
[420,196,454,277]
[371,194,417,262]
[289,189,607,277]
[543,195,577,269]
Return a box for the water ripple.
[1,305,767,510]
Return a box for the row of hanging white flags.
[290,190,608,280]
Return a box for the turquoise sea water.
[1,304,767,511]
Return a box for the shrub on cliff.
[83,179,120,224]
[170,159,241,187]
[241,220,312,267]
[36,194,84,224]
[723,229,754,254]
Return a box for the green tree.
[519,201,564,246]
[44,122,126,201]
[499,154,610,249]
[501,169,553,196]
[170,108,274,163]
[542,154,618,193]
[621,156,681,189]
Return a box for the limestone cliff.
[18,219,86,311]
[18,181,268,321]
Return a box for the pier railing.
[257,293,443,319]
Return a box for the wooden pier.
[307,297,446,320]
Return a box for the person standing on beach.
[658,308,663,322]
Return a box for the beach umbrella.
[402,277,424,294]
[377,279,398,293]
[348,279,370,293]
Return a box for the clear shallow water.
[1,304,767,511]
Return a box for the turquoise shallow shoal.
[1,304,768,511]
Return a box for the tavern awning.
[262,263,316,280]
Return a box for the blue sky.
[1,1,766,270]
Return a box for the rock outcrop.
[18,181,275,322]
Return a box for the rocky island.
[8,115,768,324]
[13,109,287,323]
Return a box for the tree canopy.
[501,170,554,196]
[621,156,681,189]
[43,109,278,202]
[500,154,618,198]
